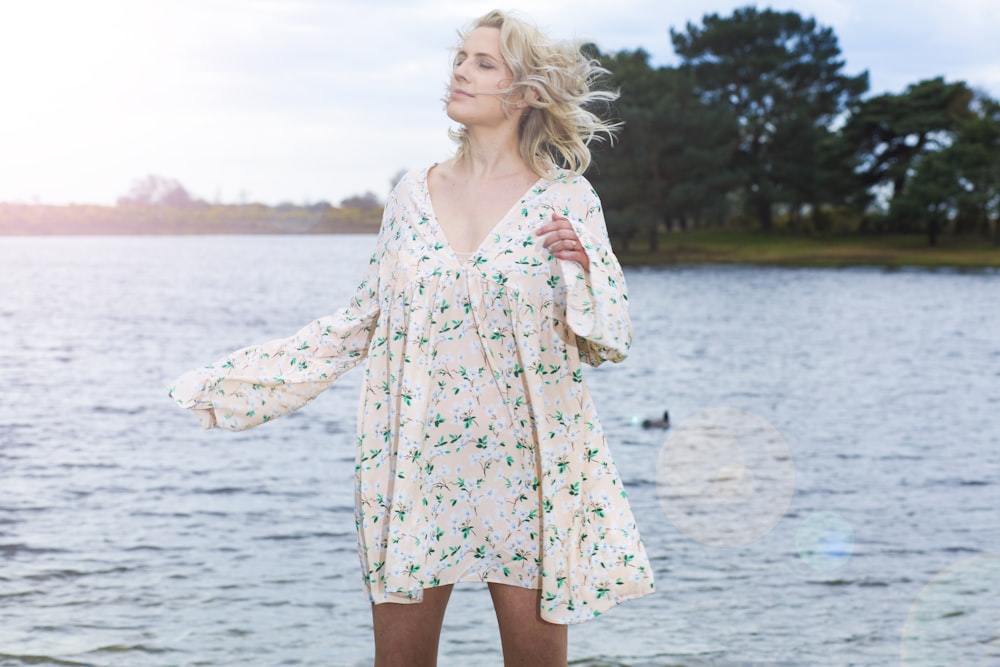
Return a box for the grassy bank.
[616,230,1000,269]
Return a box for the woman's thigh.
[489,583,568,667]
[371,585,454,667]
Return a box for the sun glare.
[0,2,170,203]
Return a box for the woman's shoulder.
[542,169,601,204]
[544,167,595,189]
[391,166,432,194]
[385,165,438,212]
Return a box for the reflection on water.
[0,237,997,666]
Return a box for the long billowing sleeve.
[558,190,632,366]
[167,248,381,431]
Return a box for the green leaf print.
[360,448,383,462]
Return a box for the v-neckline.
[421,165,548,265]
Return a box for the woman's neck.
[459,125,527,180]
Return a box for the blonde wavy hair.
[448,10,619,176]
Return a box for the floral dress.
[169,166,655,624]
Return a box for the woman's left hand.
[536,213,589,272]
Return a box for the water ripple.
[0,238,997,665]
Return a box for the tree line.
[117,174,383,212]
[0,174,382,235]
[585,6,1000,248]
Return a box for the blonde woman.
[169,10,653,666]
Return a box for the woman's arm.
[167,249,382,431]
[547,185,632,366]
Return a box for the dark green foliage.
[670,6,868,229]
[838,77,975,231]
[891,94,1000,243]
[588,49,739,249]
[949,96,1000,242]
[584,6,997,246]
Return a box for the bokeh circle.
[795,511,855,571]
[655,406,795,547]
[901,554,1000,666]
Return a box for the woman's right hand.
[536,213,589,272]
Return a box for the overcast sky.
[2,0,999,206]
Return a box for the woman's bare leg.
[488,583,568,667]
[372,585,453,667]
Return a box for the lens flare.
[795,511,855,571]
[655,406,795,547]
[901,554,1000,666]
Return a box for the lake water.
[0,235,997,666]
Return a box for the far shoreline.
[2,209,997,269]
[0,201,382,236]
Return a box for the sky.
[2,0,999,206]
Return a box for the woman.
[169,10,653,666]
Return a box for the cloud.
[2,0,998,204]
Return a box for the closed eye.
[453,50,501,70]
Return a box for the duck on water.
[642,411,670,429]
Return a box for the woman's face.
[446,26,520,128]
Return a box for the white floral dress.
[169,166,655,623]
